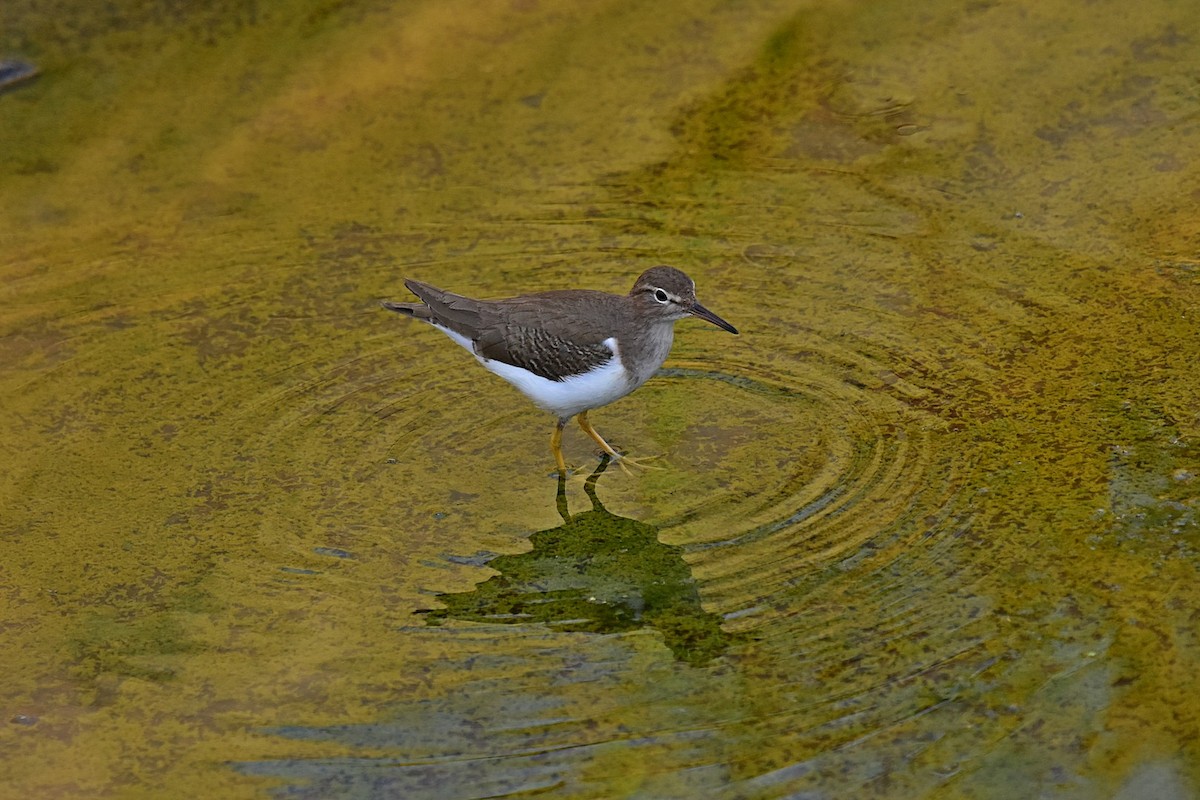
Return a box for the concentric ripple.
[633,335,963,628]
[359,284,970,624]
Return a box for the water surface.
[2,0,1197,797]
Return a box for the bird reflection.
[422,459,735,665]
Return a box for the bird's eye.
[653,289,670,303]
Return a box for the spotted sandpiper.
[382,266,738,474]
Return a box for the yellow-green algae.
[1,0,1198,797]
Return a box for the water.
[2,0,1197,797]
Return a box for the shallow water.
[2,0,1198,797]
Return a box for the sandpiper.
[382,266,738,473]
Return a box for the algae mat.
[1,0,1198,797]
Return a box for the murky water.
[2,0,1198,797]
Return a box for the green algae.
[1,0,1199,797]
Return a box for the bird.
[381,266,738,474]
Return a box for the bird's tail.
[380,300,432,320]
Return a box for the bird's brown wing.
[386,283,620,382]
[475,324,614,381]
[476,292,622,382]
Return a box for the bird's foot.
[549,464,580,480]
[604,450,665,474]
[550,461,601,481]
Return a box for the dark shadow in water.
[421,458,737,666]
[233,461,741,798]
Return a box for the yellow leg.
[576,410,621,459]
[551,418,569,476]
[576,411,663,471]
